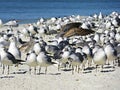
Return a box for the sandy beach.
[0,12,120,90]
[0,63,120,90]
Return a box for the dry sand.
[0,64,120,90]
[0,24,120,90]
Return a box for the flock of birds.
[0,11,120,75]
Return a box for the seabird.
[82,45,93,68]
[26,51,38,74]
[33,41,41,55]
[28,24,38,35]
[37,51,56,74]
[4,20,19,27]
[45,45,60,56]
[56,22,95,37]
[0,46,24,74]
[93,47,107,72]
[19,36,35,53]
[8,36,21,60]
[68,52,84,74]
[104,42,117,67]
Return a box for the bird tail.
[16,59,25,65]
[51,61,57,64]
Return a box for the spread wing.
[56,22,95,38]
[63,27,95,37]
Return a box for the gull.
[112,17,120,27]
[33,41,41,55]
[26,50,38,74]
[21,28,30,38]
[45,45,60,56]
[28,24,38,35]
[82,45,93,68]
[0,34,10,48]
[98,12,103,20]
[68,52,84,74]
[37,51,56,74]
[19,36,35,53]
[0,46,24,74]
[4,20,19,27]
[105,20,112,29]
[93,13,98,21]
[93,33,100,44]
[104,42,117,67]
[115,33,120,42]
[58,46,72,70]
[75,47,87,70]
[56,22,95,38]
[93,47,107,72]
[8,36,21,60]
[81,22,90,29]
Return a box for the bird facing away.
[104,42,117,67]
[93,47,107,72]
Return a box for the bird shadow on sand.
[84,67,95,70]
[101,69,115,73]
[36,72,61,75]
[36,73,46,75]
[12,71,27,74]
[49,73,61,75]
[83,70,92,74]
[61,68,73,71]
[0,75,15,79]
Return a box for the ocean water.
[0,0,120,23]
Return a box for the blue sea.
[0,0,120,23]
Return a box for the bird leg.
[45,67,47,74]
[39,66,41,74]
[34,67,36,75]
[2,65,5,74]
[72,65,74,75]
[8,65,10,75]
[101,65,104,72]
[29,67,31,74]
[78,65,80,73]
[75,66,77,72]
[96,65,98,72]
[58,62,60,71]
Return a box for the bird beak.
[16,20,20,22]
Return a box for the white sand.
[0,22,120,90]
[0,64,120,90]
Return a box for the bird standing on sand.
[28,24,38,35]
[68,52,84,74]
[26,51,38,74]
[82,45,93,68]
[8,36,21,60]
[104,42,117,67]
[37,51,55,74]
[93,47,107,72]
[0,46,24,74]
